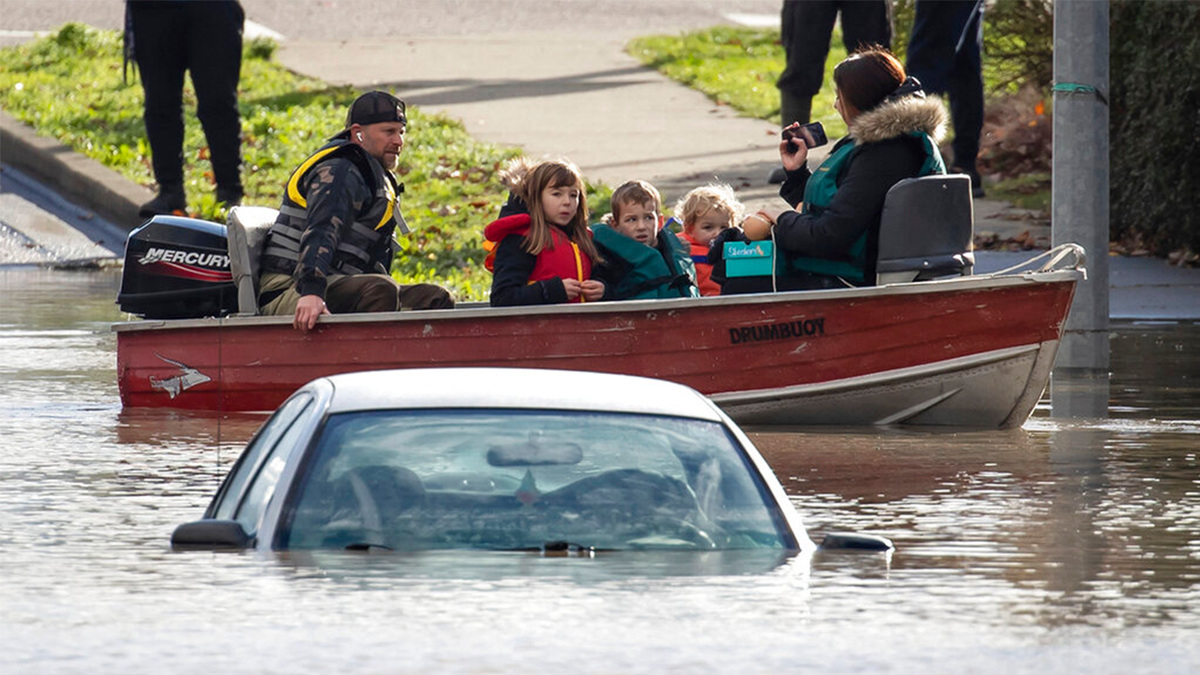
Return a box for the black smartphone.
[782,121,828,151]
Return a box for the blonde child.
[673,183,744,296]
[483,158,606,306]
[591,180,698,300]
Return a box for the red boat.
[115,260,1082,428]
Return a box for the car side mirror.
[171,519,253,550]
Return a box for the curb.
[0,110,152,233]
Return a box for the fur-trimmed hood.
[850,95,947,145]
[499,156,538,200]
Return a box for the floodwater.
[1,268,1197,674]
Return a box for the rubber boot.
[138,184,187,218]
[216,185,244,208]
[780,91,812,128]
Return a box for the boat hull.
[115,270,1080,428]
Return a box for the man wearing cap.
[257,91,454,331]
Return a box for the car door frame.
[200,379,334,549]
[249,380,335,550]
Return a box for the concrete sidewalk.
[277,32,788,211]
[0,165,124,266]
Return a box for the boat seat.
[875,174,975,285]
[225,206,279,316]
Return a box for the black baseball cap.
[345,90,407,128]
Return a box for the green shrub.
[982,0,1054,94]
[1111,1,1200,257]
[245,36,276,61]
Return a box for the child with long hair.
[484,158,606,306]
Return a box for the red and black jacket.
[484,211,594,307]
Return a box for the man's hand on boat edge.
[294,295,330,332]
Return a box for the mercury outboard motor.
[117,215,237,319]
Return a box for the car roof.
[322,368,725,421]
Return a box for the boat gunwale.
[111,268,1083,334]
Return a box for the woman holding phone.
[743,47,949,290]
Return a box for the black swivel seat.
[875,174,975,285]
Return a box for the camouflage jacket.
[260,138,406,298]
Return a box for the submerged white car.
[172,368,817,553]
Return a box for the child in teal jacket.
[591,180,698,300]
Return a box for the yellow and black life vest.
[261,138,408,276]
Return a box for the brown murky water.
[2,268,1197,674]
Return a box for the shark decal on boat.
[149,354,211,399]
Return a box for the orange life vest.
[680,231,719,297]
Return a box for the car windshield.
[279,409,792,551]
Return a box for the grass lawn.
[0,24,611,301]
[627,26,849,139]
[986,173,1051,212]
[627,23,1033,131]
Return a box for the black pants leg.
[907,0,983,172]
[777,0,893,124]
[184,1,244,194]
[946,7,984,173]
[777,0,839,103]
[129,1,188,190]
[838,0,893,53]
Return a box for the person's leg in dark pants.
[777,0,841,127]
[946,5,984,184]
[771,1,839,182]
[323,276,455,313]
[129,1,188,215]
[398,284,456,310]
[184,1,245,205]
[907,0,984,196]
[325,275,402,314]
[838,0,893,53]
[906,0,957,93]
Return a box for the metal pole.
[1051,1,1110,376]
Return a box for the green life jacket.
[592,225,699,300]
[784,132,946,283]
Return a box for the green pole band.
[1053,82,1108,105]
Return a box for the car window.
[281,409,790,551]
[211,392,313,522]
[232,396,317,533]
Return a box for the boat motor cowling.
[116,215,238,319]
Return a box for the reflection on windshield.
[281,410,790,551]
